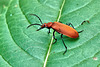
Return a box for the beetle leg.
[78,20,89,33]
[53,30,57,44]
[81,20,89,25]
[67,23,75,29]
[59,21,62,23]
[61,34,67,55]
[48,28,50,34]
[78,30,84,33]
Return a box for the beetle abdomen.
[52,22,79,38]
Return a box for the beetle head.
[37,22,53,31]
[27,14,53,31]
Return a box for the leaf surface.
[0,0,100,67]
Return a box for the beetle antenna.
[30,14,43,24]
[27,24,41,29]
[36,27,43,31]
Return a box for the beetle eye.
[44,24,45,27]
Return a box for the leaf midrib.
[43,0,65,67]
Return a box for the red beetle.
[27,14,89,54]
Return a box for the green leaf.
[0,0,100,67]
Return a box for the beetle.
[27,14,89,55]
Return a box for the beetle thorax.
[46,22,53,27]
[41,22,53,28]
